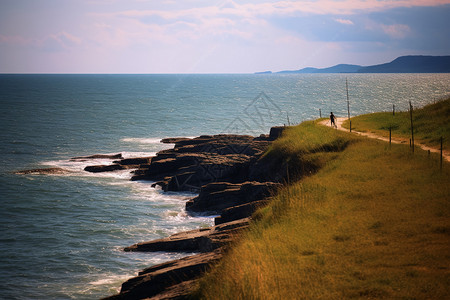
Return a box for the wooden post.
[346,78,351,132]
[441,137,443,171]
[393,104,395,116]
[319,109,322,118]
[389,127,391,146]
[287,112,291,126]
[409,101,414,153]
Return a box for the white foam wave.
[89,275,129,287]
[39,151,155,180]
[121,151,156,158]
[121,137,163,144]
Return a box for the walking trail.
[319,117,450,163]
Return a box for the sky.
[1,0,449,73]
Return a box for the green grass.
[193,121,450,299]
[342,97,450,149]
[261,120,354,180]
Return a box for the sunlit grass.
[342,97,450,148]
[262,120,354,180]
[194,121,450,299]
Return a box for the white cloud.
[0,32,81,51]
[334,18,354,25]
[381,24,411,39]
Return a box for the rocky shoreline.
[15,126,288,299]
[102,127,287,299]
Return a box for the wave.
[121,137,164,144]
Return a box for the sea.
[1,73,449,299]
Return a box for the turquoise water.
[0,74,449,299]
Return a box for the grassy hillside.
[193,119,450,299]
[342,97,450,148]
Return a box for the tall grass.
[194,121,450,299]
[262,121,353,181]
[342,97,450,148]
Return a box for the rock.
[102,249,223,300]
[14,167,72,175]
[84,164,125,173]
[215,200,268,225]
[71,153,123,160]
[124,218,250,253]
[84,157,151,173]
[113,157,152,165]
[269,126,287,140]
[142,279,198,300]
[131,134,272,192]
[160,137,191,144]
[114,219,251,299]
[185,181,280,214]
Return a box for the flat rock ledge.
[84,157,152,173]
[186,181,280,220]
[105,219,249,300]
[103,249,223,300]
[124,217,250,253]
[130,133,278,192]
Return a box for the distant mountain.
[256,55,450,74]
[278,64,362,74]
[358,55,450,73]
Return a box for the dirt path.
[319,117,450,162]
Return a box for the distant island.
[256,55,450,74]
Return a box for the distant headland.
[256,55,450,74]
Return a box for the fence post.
[319,109,322,118]
[409,101,414,153]
[441,137,443,171]
[346,78,351,132]
[389,127,391,147]
[393,104,395,116]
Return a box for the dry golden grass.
[194,120,450,299]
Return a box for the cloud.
[126,0,450,18]
[0,34,34,46]
[381,24,411,39]
[2,0,449,73]
[334,18,354,25]
[88,0,448,47]
[0,32,81,51]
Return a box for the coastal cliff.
[93,127,288,299]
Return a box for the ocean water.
[0,74,449,299]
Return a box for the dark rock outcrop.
[84,157,152,173]
[14,167,72,175]
[269,126,287,140]
[215,200,268,225]
[160,137,192,144]
[108,218,250,299]
[71,153,123,161]
[185,181,280,214]
[103,249,223,300]
[84,164,126,172]
[124,218,250,253]
[131,134,272,192]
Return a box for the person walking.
[330,112,337,128]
